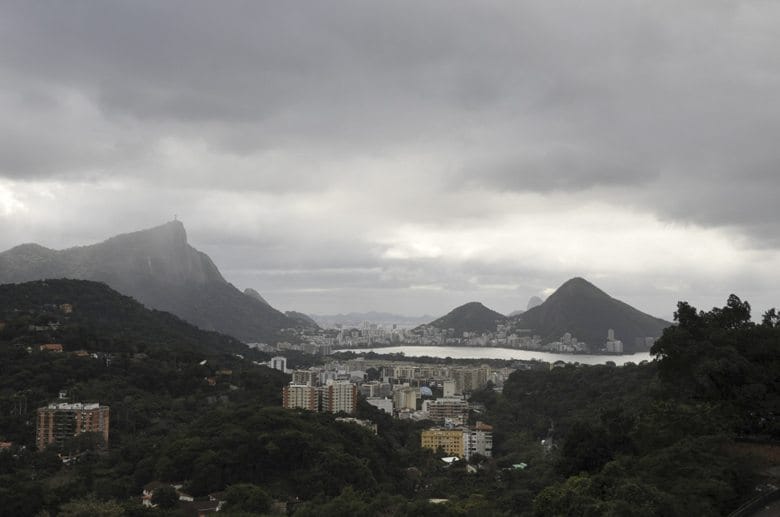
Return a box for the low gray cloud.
[1,1,779,316]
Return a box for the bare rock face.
[0,221,293,342]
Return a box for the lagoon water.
[336,345,653,366]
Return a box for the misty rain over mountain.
[1,2,779,516]
[0,221,297,342]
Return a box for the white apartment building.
[463,422,493,460]
[322,380,357,414]
[393,385,419,411]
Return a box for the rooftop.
[44,402,104,410]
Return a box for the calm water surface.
[335,345,653,366]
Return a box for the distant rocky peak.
[527,295,544,310]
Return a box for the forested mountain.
[0,279,248,355]
[0,281,448,516]
[511,277,671,351]
[0,221,294,342]
[423,301,507,335]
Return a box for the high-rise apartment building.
[392,385,418,411]
[36,402,110,450]
[442,380,456,397]
[282,381,358,414]
[322,380,357,414]
[269,356,288,373]
[291,369,318,386]
[463,422,493,460]
[450,366,492,394]
[426,397,469,425]
[359,380,392,398]
[282,384,319,411]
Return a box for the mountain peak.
[424,301,507,334]
[158,219,187,238]
[0,221,295,342]
[105,219,188,250]
[513,277,670,351]
[459,301,490,310]
[559,276,596,289]
[552,277,611,299]
[526,295,544,310]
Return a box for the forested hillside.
[488,294,779,515]
[0,287,776,516]
[0,279,248,355]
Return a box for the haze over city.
[2,1,779,319]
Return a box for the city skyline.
[2,2,780,319]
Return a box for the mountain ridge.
[244,288,270,306]
[0,221,294,342]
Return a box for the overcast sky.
[1,1,779,319]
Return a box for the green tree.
[223,483,271,514]
[59,496,125,517]
[558,421,613,476]
[762,308,779,327]
[151,485,178,509]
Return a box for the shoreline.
[333,343,647,357]
[332,345,653,366]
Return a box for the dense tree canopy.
[0,285,776,516]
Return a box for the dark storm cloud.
[458,148,655,193]
[2,1,780,315]
[4,0,779,224]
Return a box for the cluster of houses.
[141,483,226,515]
